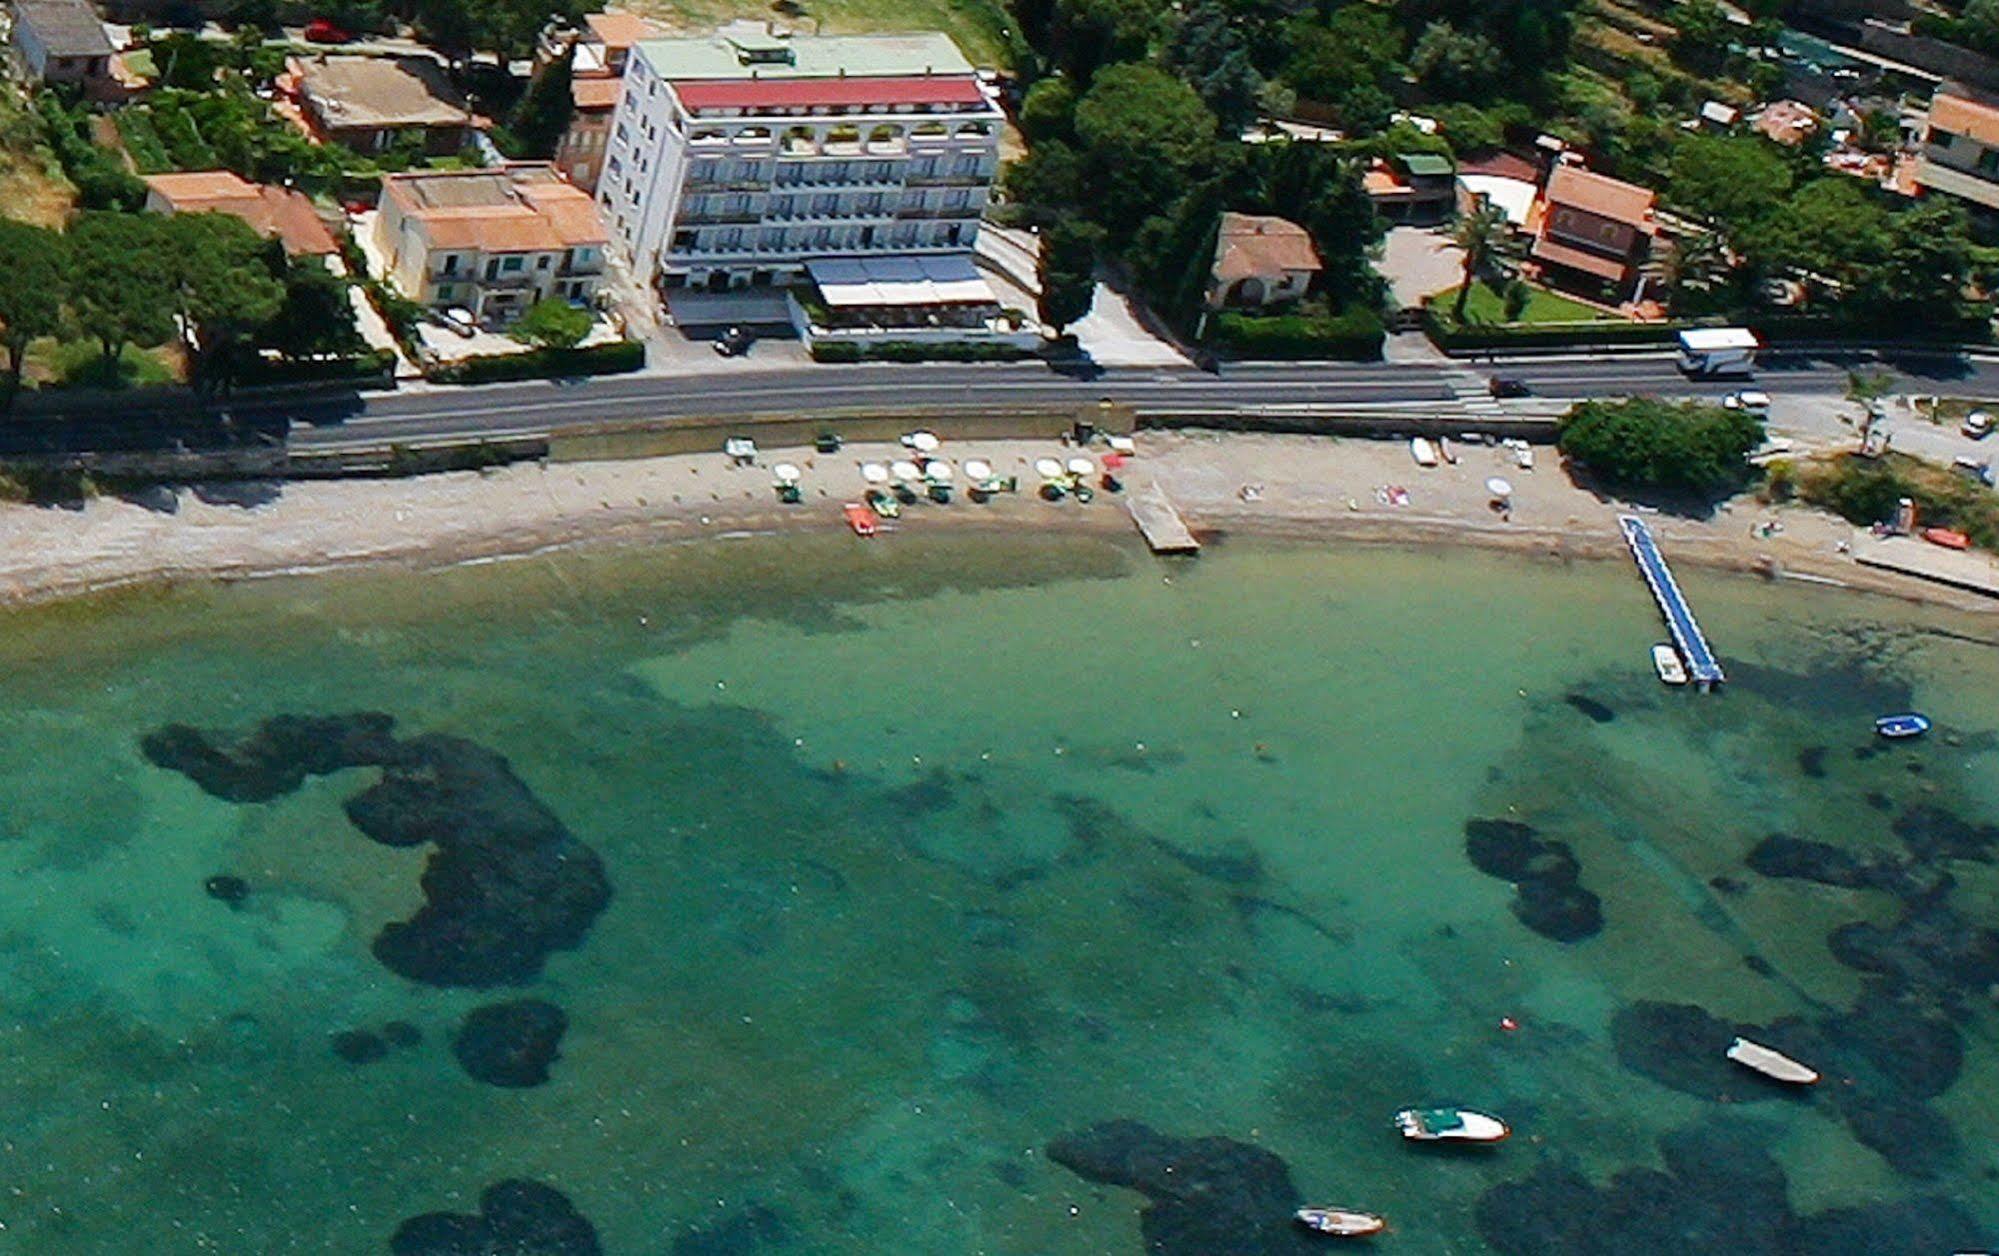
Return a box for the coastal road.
[261,347,1999,452]
[10,347,1999,457]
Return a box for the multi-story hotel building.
[596,25,1002,292]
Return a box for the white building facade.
[596,27,1002,292]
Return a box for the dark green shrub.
[1557,397,1764,496]
[426,339,644,384]
[1210,306,1385,360]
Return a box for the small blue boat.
[1875,714,1932,740]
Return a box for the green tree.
[163,214,287,393]
[1667,0,1734,72]
[1281,8,1402,133]
[1074,62,1217,240]
[1558,397,1764,496]
[1450,201,1511,321]
[1038,220,1101,333]
[1002,139,1085,223]
[509,44,576,159]
[1502,278,1531,321]
[0,220,67,409]
[1662,230,1728,305]
[1019,76,1077,143]
[1665,134,1793,233]
[1846,368,1893,451]
[1410,22,1504,100]
[259,255,364,359]
[1169,0,1265,135]
[67,213,176,376]
[1049,0,1163,81]
[510,297,593,350]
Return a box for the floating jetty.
[1127,484,1200,554]
[1618,515,1724,690]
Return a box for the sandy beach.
[0,429,1988,612]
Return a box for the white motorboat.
[1410,437,1439,467]
[1295,1207,1386,1238]
[1653,643,1688,686]
[1395,1107,1510,1143]
[1727,1037,1820,1085]
[1439,436,1459,464]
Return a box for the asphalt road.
[11,346,1999,457]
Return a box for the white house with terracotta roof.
[372,163,608,327]
[596,24,1003,293]
[546,10,664,192]
[1206,213,1321,309]
[142,170,340,259]
[1915,82,1999,212]
[1528,163,1657,299]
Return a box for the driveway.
[1070,282,1191,368]
[1380,226,1466,311]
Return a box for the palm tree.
[1663,231,1727,304]
[1847,368,1894,453]
[1451,201,1511,322]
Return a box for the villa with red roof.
[596,23,1002,294]
[1528,163,1656,300]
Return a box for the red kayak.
[1922,527,1970,550]
[843,503,877,537]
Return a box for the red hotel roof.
[672,75,986,111]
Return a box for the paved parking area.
[1381,226,1466,311]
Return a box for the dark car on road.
[1488,376,1530,399]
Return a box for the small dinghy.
[1410,437,1439,467]
[842,503,877,537]
[1394,1107,1509,1143]
[1727,1036,1820,1085]
[1875,713,1931,739]
[1438,436,1459,465]
[1295,1207,1386,1238]
[1653,643,1688,686]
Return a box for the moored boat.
[1410,437,1439,467]
[842,503,877,537]
[1438,436,1459,464]
[1295,1207,1386,1238]
[1394,1107,1509,1143]
[1726,1036,1820,1085]
[1653,643,1688,686]
[1875,713,1931,739]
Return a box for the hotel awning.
[807,255,998,307]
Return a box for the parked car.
[713,325,752,356]
[438,307,477,338]
[302,17,354,42]
[1963,410,1992,439]
[1488,376,1530,399]
[1952,456,1994,487]
[1723,390,1772,414]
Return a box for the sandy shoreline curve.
[1,429,1991,614]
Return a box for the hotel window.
[951,154,979,177]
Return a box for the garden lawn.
[1454,280,1616,325]
[632,0,1014,66]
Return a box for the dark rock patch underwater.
[453,999,568,1088]
[1475,1124,1988,1255]
[1047,1120,1320,1254]
[390,1179,600,1255]
[142,712,610,988]
[1463,818,1604,943]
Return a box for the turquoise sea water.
[1,531,1997,1252]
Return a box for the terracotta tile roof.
[143,170,339,256]
[1363,159,1410,197]
[672,75,986,111]
[1211,212,1321,283]
[585,10,656,52]
[1928,82,1999,149]
[1543,164,1655,229]
[383,163,606,253]
[1459,150,1538,182]
[1531,236,1629,281]
[1753,100,1819,146]
[571,77,623,110]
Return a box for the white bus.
[1677,327,1760,377]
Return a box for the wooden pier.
[1619,515,1725,690]
[1127,484,1200,554]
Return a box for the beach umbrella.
[908,431,941,453]
[964,458,994,481]
[925,460,955,483]
[773,463,802,484]
[1102,452,1126,470]
[861,462,889,484]
[891,459,922,483]
[1486,477,1513,499]
[1067,457,1095,478]
[1034,457,1065,480]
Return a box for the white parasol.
[907,431,941,453]
[963,458,994,481]
[1034,457,1065,480]
[1486,477,1514,499]
[861,462,889,484]
[925,460,955,483]
[1067,457,1095,477]
[891,460,923,482]
[773,463,801,484]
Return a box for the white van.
[1677,328,1760,377]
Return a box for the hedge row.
[1209,307,1385,361]
[237,349,398,387]
[809,339,1037,364]
[426,340,646,384]
[1422,303,1685,350]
